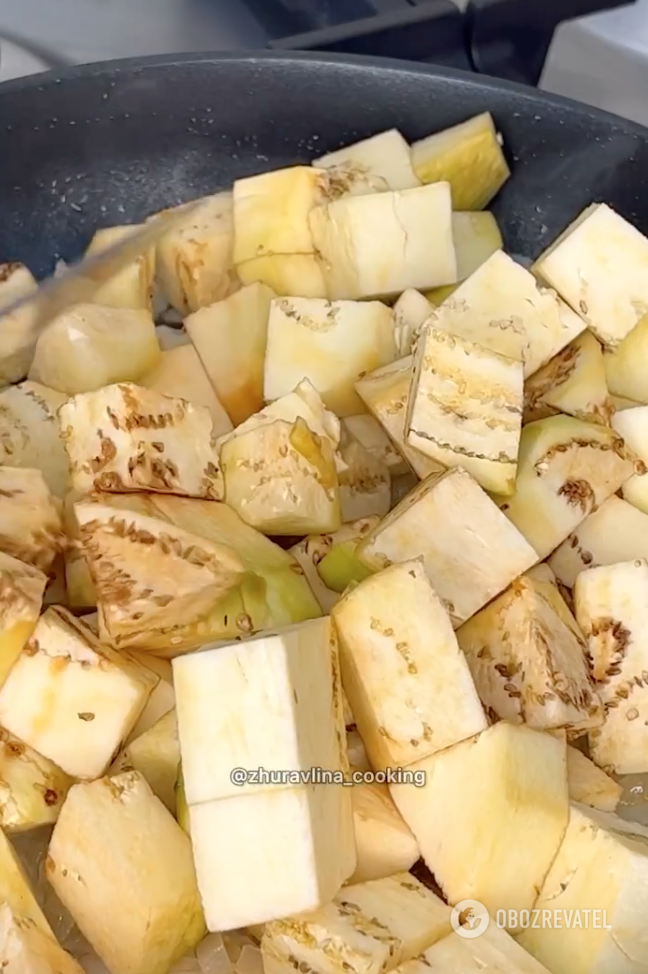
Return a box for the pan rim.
[0,48,647,138]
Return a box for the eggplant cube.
[262,872,451,974]
[0,728,72,831]
[0,262,39,388]
[357,467,538,628]
[218,377,341,454]
[501,416,635,562]
[0,829,51,936]
[220,417,341,536]
[342,414,409,476]
[420,925,552,973]
[566,746,622,812]
[313,129,420,195]
[0,466,63,573]
[428,250,585,378]
[518,804,648,974]
[0,904,83,973]
[185,282,275,425]
[337,437,391,523]
[233,166,327,298]
[0,607,156,779]
[59,381,223,498]
[410,112,510,211]
[452,210,503,280]
[127,653,175,742]
[406,326,523,495]
[575,559,648,774]
[0,381,69,498]
[392,289,433,357]
[332,559,487,770]
[350,782,420,884]
[603,314,648,403]
[156,192,238,315]
[139,344,233,437]
[74,499,245,644]
[173,616,345,806]
[29,304,161,396]
[264,297,396,418]
[355,358,444,480]
[524,330,613,426]
[612,404,648,515]
[289,517,379,614]
[85,224,155,312]
[110,709,179,814]
[47,772,205,974]
[548,496,648,590]
[390,723,569,920]
[309,183,456,300]
[457,566,602,733]
[534,203,648,348]
[188,781,356,931]
[0,551,47,689]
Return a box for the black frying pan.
[1,51,648,276]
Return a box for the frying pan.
[1,50,648,276]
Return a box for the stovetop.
[0,0,635,86]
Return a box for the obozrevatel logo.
[450,899,490,939]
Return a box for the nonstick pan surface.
[1,51,648,276]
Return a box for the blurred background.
[0,0,646,124]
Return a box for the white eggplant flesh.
[0,607,156,779]
[499,415,636,562]
[410,112,510,210]
[47,772,206,974]
[0,262,39,387]
[185,282,275,426]
[29,304,161,395]
[220,417,341,536]
[59,381,223,498]
[264,297,397,418]
[332,559,487,770]
[392,289,433,357]
[457,566,602,733]
[0,551,47,689]
[357,467,538,628]
[188,782,356,932]
[0,381,69,498]
[548,495,648,590]
[524,330,613,426]
[262,872,451,974]
[0,466,64,573]
[518,804,648,974]
[575,559,648,774]
[534,202,648,348]
[309,182,456,300]
[0,903,83,973]
[139,344,233,437]
[233,166,328,298]
[390,722,569,923]
[566,746,622,812]
[172,616,346,806]
[355,358,445,480]
[342,414,409,476]
[612,404,648,515]
[406,325,523,496]
[427,250,585,378]
[313,129,421,195]
[155,192,239,315]
[85,224,155,311]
